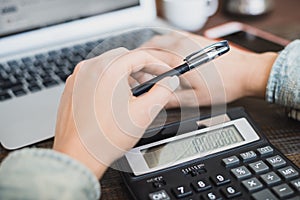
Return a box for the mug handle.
[206,0,219,16]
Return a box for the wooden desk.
[1,1,299,199]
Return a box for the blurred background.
[157,0,300,41]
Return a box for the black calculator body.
[118,107,300,200]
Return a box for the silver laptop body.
[0,0,158,149]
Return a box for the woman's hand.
[53,48,179,179]
[139,32,278,107]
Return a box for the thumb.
[133,76,180,124]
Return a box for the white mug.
[160,0,219,31]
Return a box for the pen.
[131,40,230,96]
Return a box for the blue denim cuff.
[266,40,300,120]
[0,148,100,200]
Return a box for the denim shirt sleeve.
[0,148,101,200]
[266,40,300,121]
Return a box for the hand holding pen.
[131,40,230,96]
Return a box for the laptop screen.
[0,0,139,37]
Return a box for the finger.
[142,32,201,56]
[63,61,85,96]
[141,48,183,68]
[128,76,139,88]
[90,47,129,63]
[132,76,180,126]
[79,47,129,79]
[131,71,155,84]
[108,50,171,79]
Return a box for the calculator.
[118,107,300,200]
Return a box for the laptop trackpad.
[0,86,64,149]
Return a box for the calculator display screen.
[141,125,244,169]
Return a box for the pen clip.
[184,40,230,62]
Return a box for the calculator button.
[278,166,299,180]
[290,178,300,191]
[260,172,281,186]
[149,190,171,200]
[251,189,279,200]
[248,160,269,174]
[242,177,263,192]
[257,146,274,157]
[210,174,230,186]
[191,179,211,192]
[171,185,192,198]
[231,166,252,180]
[201,191,222,200]
[266,155,286,168]
[220,185,241,198]
[240,150,257,162]
[222,156,239,167]
[272,183,294,198]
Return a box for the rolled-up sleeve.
[266,40,300,120]
[0,148,100,200]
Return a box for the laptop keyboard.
[0,39,103,101]
[0,28,159,102]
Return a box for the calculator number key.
[210,174,230,186]
[191,179,211,192]
[201,191,222,200]
[172,185,192,198]
[220,185,241,198]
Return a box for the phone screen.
[222,31,285,53]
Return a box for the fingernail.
[168,76,180,91]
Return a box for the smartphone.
[204,21,290,53]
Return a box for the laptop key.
[61,47,71,54]
[0,78,12,89]
[0,91,11,101]
[49,50,60,57]
[28,84,41,92]
[13,74,25,82]
[56,72,69,82]
[21,57,33,65]
[35,54,47,61]
[12,88,27,97]
[7,60,20,68]
[0,80,22,90]
[71,56,83,65]
[0,63,5,70]
[27,78,39,86]
[43,79,58,88]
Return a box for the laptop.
[0,0,168,149]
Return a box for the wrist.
[53,137,108,179]
[245,52,278,98]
